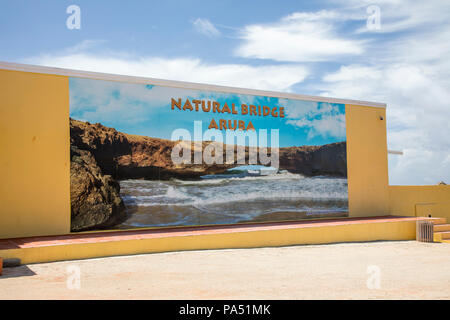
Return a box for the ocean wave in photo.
[116,169,348,229]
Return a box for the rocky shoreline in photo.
[70,118,347,231]
[70,146,126,231]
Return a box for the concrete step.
[427,217,447,225]
[434,224,450,232]
[435,231,450,239]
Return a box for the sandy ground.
[0,240,449,300]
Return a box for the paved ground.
[0,241,449,299]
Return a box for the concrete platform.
[0,216,444,264]
[2,241,449,299]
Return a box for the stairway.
[432,218,450,243]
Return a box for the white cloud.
[235,10,365,62]
[24,0,450,185]
[348,0,450,34]
[323,65,383,82]
[281,99,318,118]
[285,101,346,140]
[287,114,346,140]
[25,53,308,92]
[192,18,221,37]
[388,149,450,185]
[63,39,107,53]
[294,0,450,185]
[69,76,279,126]
[320,62,450,185]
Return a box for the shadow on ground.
[0,265,36,279]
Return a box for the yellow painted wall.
[0,68,423,240]
[0,219,417,264]
[0,69,70,238]
[389,185,450,220]
[345,105,390,217]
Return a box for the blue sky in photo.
[69,77,346,148]
[1,0,450,184]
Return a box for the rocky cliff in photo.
[70,146,126,231]
[70,118,347,180]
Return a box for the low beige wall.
[389,185,450,220]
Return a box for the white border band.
[0,61,386,109]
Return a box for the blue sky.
[69,77,346,147]
[1,0,450,185]
[0,1,320,64]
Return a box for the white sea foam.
[122,184,347,208]
[118,174,348,228]
[165,186,191,199]
[173,172,305,186]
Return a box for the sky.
[1,0,449,185]
[69,77,346,148]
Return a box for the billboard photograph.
[69,77,348,231]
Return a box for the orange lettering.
[208,118,218,130]
[219,119,227,130]
[203,101,211,112]
[238,120,246,130]
[183,99,193,111]
[222,103,231,114]
[232,103,238,114]
[271,107,278,117]
[241,104,248,115]
[192,99,201,111]
[213,101,221,113]
[171,98,181,110]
